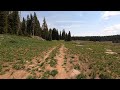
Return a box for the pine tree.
[30,14,33,36]
[21,17,26,35]
[33,12,41,37]
[60,31,62,40]
[48,28,52,41]
[56,30,59,40]
[26,15,31,36]
[12,11,20,35]
[0,11,8,34]
[42,17,48,40]
[65,33,68,41]
[62,29,65,40]
[8,12,14,34]
[67,31,72,41]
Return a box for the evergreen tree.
[56,30,59,40]
[60,31,62,40]
[67,31,72,41]
[30,14,33,36]
[8,12,14,34]
[65,33,68,41]
[21,17,26,35]
[26,15,31,36]
[48,28,52,41]
[0,11,8,34]
[12,11,20,35]
[33,12,41,37]
[42,17,48,40]
[62,29,65,40]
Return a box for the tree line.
[0,11,72,41]
[72,35,120,43]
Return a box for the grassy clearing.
[65,41,120,79]
[0,34,60,72]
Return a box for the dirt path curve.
[55,44,68,79]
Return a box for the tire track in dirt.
[54,44,68,79]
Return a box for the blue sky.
[21,11,120,36]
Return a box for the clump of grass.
[27,75,36,79]
[49,59,57,67]
[38,62,44,67]
[0,71,5,75]
[12,64,25,70]
[99,73,111,79]
[64,59,67,65]
[69,59,73,64]
[71,56,75,59]
[50,70,58,77]
[76,73,86,79]
[9,40,17,43]
[89,71,96,79]
[41,71,51,79]
[74,64,80,70]
[0,65,2,72]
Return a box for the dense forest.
[72,35,120,43]
[0,11,72,41]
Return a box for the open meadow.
[0,34,120,79]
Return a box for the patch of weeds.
[49,59,57,67]
[39,70,44,72]
[35,68,38,71]
[9,40,17,43]
[50,70,58,77]
[26,68,31,72]
[64,59,67,65]
[76,73,86,79]
[18,60,26,64]
[0,71,5,75]
[38,62,44,67]
[4,68,10,72]
[64,55,67,59]
[89,71,96,79]
[0,65,2,72]
[41,71,50,79]
[99,73,112,79]
[74,64,80,70]
[88,64,93,69]
[27,75,36,79]
[31,70,36,75]
[12,64,25,70]
[71,56,75,59]
[45,57,49,62]
[3,65,8,68]
[69,59,73,64]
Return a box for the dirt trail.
[55,44,68,79]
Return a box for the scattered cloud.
[102,11,120,20]
[100,24,120,36]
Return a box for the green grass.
[0,34,60,72]
[50,70,58,77]
[26,75,36,79]
[76,73,86,79]
[41,71,51,79]
[49,59,57,67]
[12,64,25,70]
[0,34,59,63]
[74,64,80,70]
[65,41,120,79]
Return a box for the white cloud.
[101,24,120,36]
[102,11,120,20]
[56,21,83,23]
